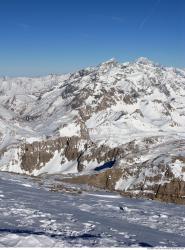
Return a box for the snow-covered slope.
[1,171,185,247]
[0,57,185,203]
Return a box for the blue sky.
[0,0,184,76]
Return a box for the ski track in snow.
[0,172,185,247]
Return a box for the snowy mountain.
[0,57,185,203]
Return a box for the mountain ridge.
[0,57,185,203]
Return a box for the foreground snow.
[0,172,185,247]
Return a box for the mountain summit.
[135,57,155,65]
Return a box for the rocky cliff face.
[0,57,185,203]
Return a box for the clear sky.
[0,0,184,76]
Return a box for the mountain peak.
[99,58,118,69]
[135,57,154,65]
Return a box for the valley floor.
[0,172,185,247]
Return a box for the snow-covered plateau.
[0,57,185,204]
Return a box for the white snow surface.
[1,171,185,247]
[59,123,81,137]
[32,150,78,176]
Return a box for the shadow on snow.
[94,160,116,171]
[0,228,101,240]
